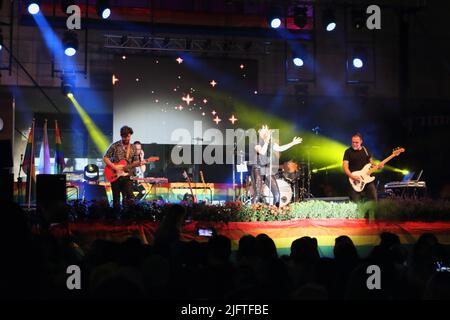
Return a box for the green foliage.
[67,198,450,222]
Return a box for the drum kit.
[244,160,314,207]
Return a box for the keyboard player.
[133,141,146,178]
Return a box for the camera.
[197,227,215,237]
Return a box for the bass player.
[342,133,384,202]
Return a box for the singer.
[251,125,303,207]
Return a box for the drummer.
[283,160,300,181]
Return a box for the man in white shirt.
[133,141,146,178]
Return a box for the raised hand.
[292,136,303,145]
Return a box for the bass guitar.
[349,147,405,192]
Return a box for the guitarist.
[342,133,384,202]
[103,126,145,209]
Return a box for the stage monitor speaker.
[83,183,108,202]
[0,172,14,203]
[37,174,67,209]
[0,139,13,169]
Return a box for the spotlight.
[27,1,40,15]
[270,18,281,29]
[291,43,307,67]
[353,58,363,68]
[323,9,336,32]
[62,82,73,97]
[61,0,76,14]
[352,47,367,69]
[61,76,75,97]
[63,30,78,56]
[267,6,283,29]
[0,31,3,51]
[84,164,99,183]
[293,7,308,29]
[96,0,111,19]
[293,57,304,67]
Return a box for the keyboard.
[384,181,426,189]
[131,177,169,184]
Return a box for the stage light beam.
[67,95,110,153]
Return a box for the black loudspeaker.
[83,183,108,202]
[0,172,14,203]
[37,174,67,210]
[0,139,13,168]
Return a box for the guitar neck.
[127,157,155,168]
[368,154,397,174]
[382,153,399,165]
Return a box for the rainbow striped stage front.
[50,219,450,257]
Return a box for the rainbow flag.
[22,119,36,206]
[38,119,51,174]
[54,120,65,174]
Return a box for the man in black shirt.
[342,133,383,202]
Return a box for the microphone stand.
[268,132,273,205]
[17,154,23,204]
[232,134,246,202]
[232,142,236,202]
[238,152,245,202]
[192,137,203,184]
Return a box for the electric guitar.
[104,157,159,183]
[349,147,405,192]
[182,170,197,203]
